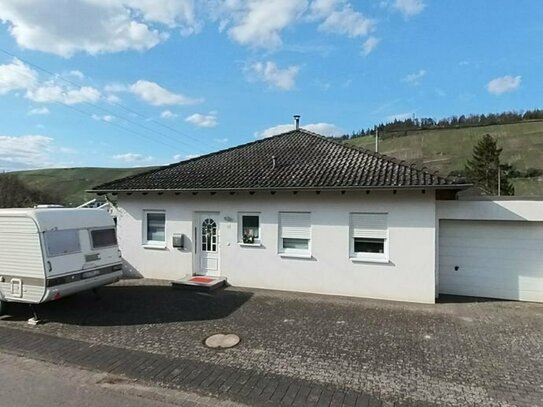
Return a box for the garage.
[438,220,543,302]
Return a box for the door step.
[171,275,227,292]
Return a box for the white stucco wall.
[116,190,437,303]
[437,199,543,221]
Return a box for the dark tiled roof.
[91,129,467,192]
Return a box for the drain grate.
[204,333,240,349]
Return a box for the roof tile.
[92,129,466,192]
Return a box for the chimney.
[293,115,300,130]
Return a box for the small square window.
[238,213,260,244]
[144,211,166,246]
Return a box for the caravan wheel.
[0,300,6,316]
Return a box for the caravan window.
[91,228,118,249]
[44,229,81,257]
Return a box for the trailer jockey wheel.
[0,300,6,316]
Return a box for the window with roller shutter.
[279,212,311,257]
[350,213,389,262]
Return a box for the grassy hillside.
[14,167,157,206]
[346,120,543,196]
[11,120,543,202]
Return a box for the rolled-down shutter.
[351,213,387,239]
[280,212,311,239]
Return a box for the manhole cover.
[204,333,240,349]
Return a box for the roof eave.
[88,184,472,194]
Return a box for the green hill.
[13,167,157,206]
[11,120,543,202]
[346,120,543,196]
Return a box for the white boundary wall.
[437,199,543,222]
[117,190,437,303]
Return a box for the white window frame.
[143,210,166,248]
[238,212,261,246]
[278,212,311,258]
[349,213,389,263]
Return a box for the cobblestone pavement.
[0,351,244,407]
[1,279,542,407]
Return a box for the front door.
[196,213,219,276]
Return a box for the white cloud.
[387,112,414,121]
[160,110,178,119]
[486,75,522,95]
[256,122,343,138]
[214,137,228,143]
[126,0,200,34]
[392,0,426,17]
[402,69,426,85]
[129,80,201,106]
[173,153,199,161]
[28,106,50,115]
[92,114,115,122]
[65,70,85,80]
[106,94,121,103]
[0,59,101,105]
[112,152,154,163]
[361,36,380,56]
[0,59,37,94]
[26,83,101,105]
[219,0,308,49]
[185,112,218,128]
[0,134,54,170]
[246,61,300,91]
[305,122,344,137]
[0,0,172,57]
[312,2,375,38]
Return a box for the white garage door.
[439,220,543,302]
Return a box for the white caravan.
[0,208,123,314]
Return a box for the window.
[90,228,118,249]
[44,229,81,257]
[279,212,311,256]
[144,211,166,246]
[350,213,388,262]
[238,213,260,244]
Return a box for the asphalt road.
[0,351,241,407]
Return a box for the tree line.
[341,108,543,140]
[0,173,60,208]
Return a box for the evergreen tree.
[465,134,514,196]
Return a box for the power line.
[58,102,182,151]
[0,54,191,155]
[0,47,218,152]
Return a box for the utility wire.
[58,102,182,151]
[0,47,217,152]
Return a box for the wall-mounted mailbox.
[172,233,184,249]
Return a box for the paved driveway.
[1,279,542,407]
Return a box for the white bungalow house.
[91,127,543,304]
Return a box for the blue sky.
[0,0,541,170]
